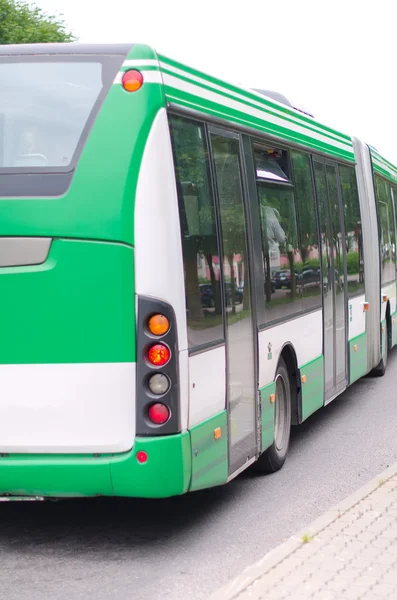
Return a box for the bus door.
[209,127,258,475]
[314,160,348,403]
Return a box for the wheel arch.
[277,342,302,426]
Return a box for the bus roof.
[2,42,397,178]
[0,42,133,56]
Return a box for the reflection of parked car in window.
[274,270,292,289]
[274,268,321,290]
[199,284,215,307]
[199,283,243,307]
[300,267,321,286]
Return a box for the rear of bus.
[0,43,193,498]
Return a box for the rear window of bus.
[0,55,119,174]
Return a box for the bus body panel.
[352,138,381,372]
[134,108,189,431]
[188,347,226,428]
[258,310,323,388]
[1,42,397,498]
[0,239,136,453]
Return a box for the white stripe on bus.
[159,61,351,147]
[122,59,160,67]
[113,71,163,85]
[0,362,136,454]
[162,72,352,153]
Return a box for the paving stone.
[211,463,397,600]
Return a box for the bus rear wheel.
[254,358,292,473]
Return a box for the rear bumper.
[0,433,192,499]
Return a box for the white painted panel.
[188,346,226,427]
[134,108,187,351]
[134,108,189,430]
[258,310,322,387]
[348,294,366,340]
[0,363,135,454]
[179,349,189,431]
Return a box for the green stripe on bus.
[111,433,192,498]
[160,66,349,148]
[0,432,192,498]
[349,332,368,384]
[0,239,136,364]
[260,381,276,452]
[159,54,352,142]
[392,311,397,347]
[165,88,355,162]
[189,411,228,492]
[300,355,324,421]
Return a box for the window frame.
[168,106,358,334]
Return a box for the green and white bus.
[0,42,396,499]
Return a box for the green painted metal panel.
[0,454,113,498]
[111,433,191,498]
[301,356,324,421]
[381,319,387,358]
[189,411,228,491]
[370,147,397,184]
[392,311,397,347]
[349,332,368,384]
[0,239,135,364]
[0,433,191,499]
[260,381,275,452]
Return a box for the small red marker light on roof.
[122,69,143,92]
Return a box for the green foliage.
[0,0,76,44]
[346,251,359,275]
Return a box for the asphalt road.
[1,352,397,600]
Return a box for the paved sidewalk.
[210,462,397,600]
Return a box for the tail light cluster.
[136,296,180,435]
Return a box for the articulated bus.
[0,42,396,499]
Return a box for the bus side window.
[374,176,396,285]
[290,150,322,310]
[254,143,302,323]
[169,115,224,350]
[339,165,365,296]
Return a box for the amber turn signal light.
[148,314,170,336]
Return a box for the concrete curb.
[209,461,397,600]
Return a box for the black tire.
[371,320,389,377]
[254,358,292,473]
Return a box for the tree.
[0,0,76,44]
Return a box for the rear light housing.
[136,296,179,435]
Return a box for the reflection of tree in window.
[375,176,396,285]
[170,116,222,347]
[339,165,364,295]
[326,166,344,294]
[211,136,248,314]
[254,145,302,320]
[290,151,321,307]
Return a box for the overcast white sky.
[38,0,397,164]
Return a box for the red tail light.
[148,343,171,366]
[148,403,170,425]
